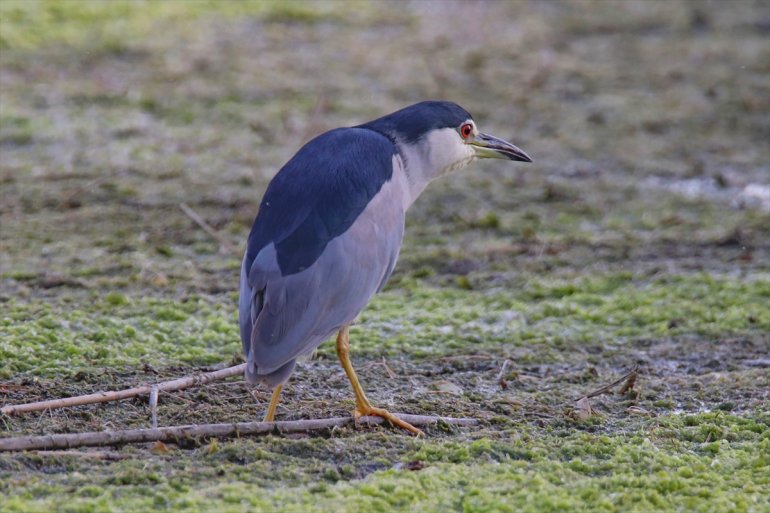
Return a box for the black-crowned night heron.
[240,101,531,435]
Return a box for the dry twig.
[380,358,397,379]
[0,414,479,451]
[1,364,247,416]
[360,358,397,378]
[496,359,512,390]
[149,385,159,429]
[179,202,239,256]
[29,450,130,461]
[619,370,638,396]
[579,365,639,400]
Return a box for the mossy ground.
[1,1,769,512]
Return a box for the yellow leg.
[263,384,282,422]
[336,326,423,436]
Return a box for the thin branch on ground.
[179,202,239,256]
[496,359,512,389]
[1,364,247,416]
[495,359,511,381]
[29,450,130,461]
[0,384,30,392]
[0,414,479,451]
[360,358,397,378]
[59,172,125,209]
[618,370,638,395]
[246,385,264,405]
[578,365,640,400]
[149,385,159,429]
[380,358,397,379]
[438,355,495,362]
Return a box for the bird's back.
[240,127,407,385]
[244,128,396,274]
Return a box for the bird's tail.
[244,357,296,388]
[244,359,261,384]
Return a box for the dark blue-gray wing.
[243,127,395,277]
[239,175,405,383]
[238,128,406,385]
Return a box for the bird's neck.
[396,130,476,208]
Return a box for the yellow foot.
[353,405,424,436]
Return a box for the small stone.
[432,381,464,396]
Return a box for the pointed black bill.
[471,132,532,162]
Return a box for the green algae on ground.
[1,273,767,379]
[0,294,241,379]
[2,413,767,513]
[348,273,770,358]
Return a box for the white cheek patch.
[423,128,477,177]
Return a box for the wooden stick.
[179,202,239,256]
[380,358,397,379]
[579,365,639,400]
[0,414,478,451]
[495,359,511,382]
[149,385,159,429]
[496,359,512,390]
[1,364,246,416]
[30,450,130,461]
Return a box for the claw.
[353,406,424,436]
[337,325,424,436]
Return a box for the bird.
[239,100,532,435]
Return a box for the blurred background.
[1,0,767,300]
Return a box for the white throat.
[396,127,476,208]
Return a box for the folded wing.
[238,127,405,385]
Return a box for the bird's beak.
[470,132,533,162]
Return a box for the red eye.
[460,123,473,139]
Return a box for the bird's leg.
[335,326,423,436]
[263,384,282,422]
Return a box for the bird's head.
[361,100,532,179]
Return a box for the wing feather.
[246,193,404,374]
[238,128,406,384]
